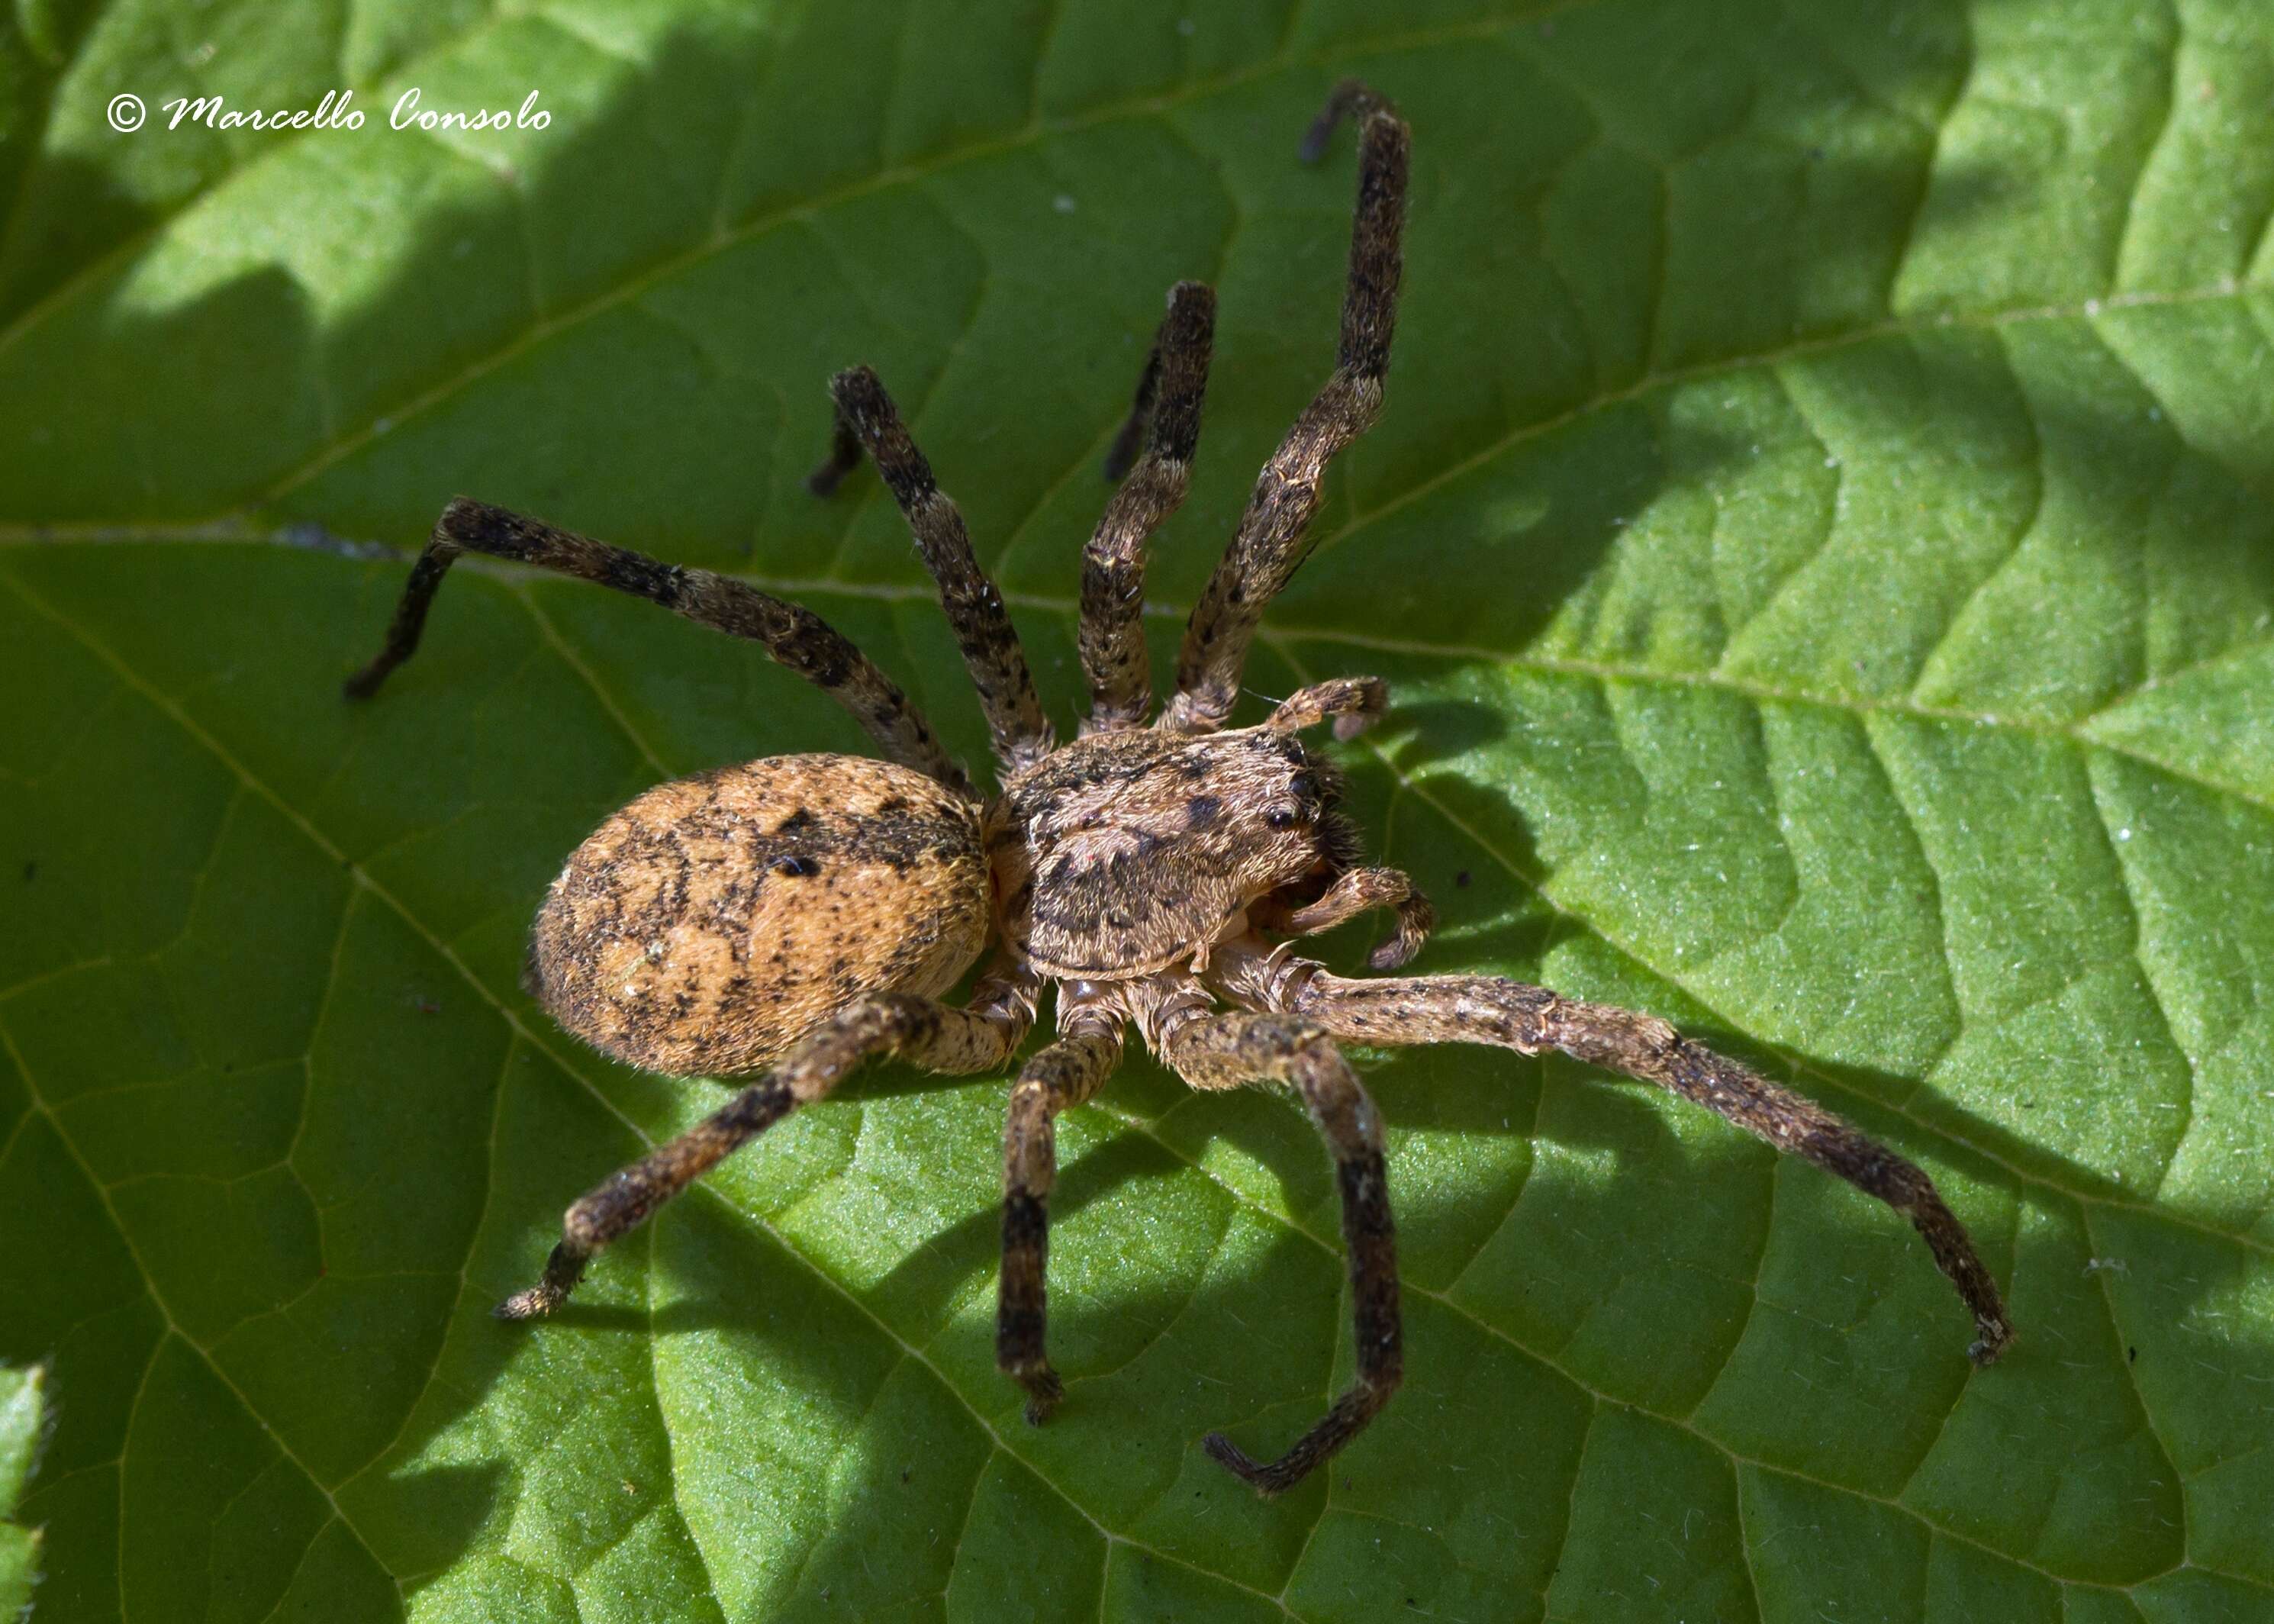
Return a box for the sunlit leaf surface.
[0,1366,42,1616]
[5,0,2273,1619]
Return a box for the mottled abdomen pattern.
[527,755,990,1075]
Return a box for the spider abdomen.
[527,754,990,1076]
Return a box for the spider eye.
[1264,804,1301,830]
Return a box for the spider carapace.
[345,82,2013,1496]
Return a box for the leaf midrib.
[10,504,2271,827]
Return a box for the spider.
[343,81,2013,1496]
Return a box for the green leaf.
[0,1365,45,1617]
[4,0,2273,1619]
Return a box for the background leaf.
[0,1365,45,1616]
[5,0,2274,1619]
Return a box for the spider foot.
[1366,931,1420,972]
[1300,78,1370,165]
[1200,1376,1394,1495]
[1013,1364,1065,1426]
[492,1241,588,1320]
[1365,890,1435,971]
[341,664,386,702]
[806,411,864,498]
[1201,1431,1300,1497]
[1330,701,1383,742]
[1968,1314,2016,1367]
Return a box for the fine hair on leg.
[809,365,1055,775]
[1154,998,1401,1494]
[1164,82,1410,734]
[1080,282,1217,733]
[1212,946,2015,1362]
[997,1017,1125,1422]
[496,980,1033,1320]
[343,496,971,796]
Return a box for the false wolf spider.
[344,81,2013,1495]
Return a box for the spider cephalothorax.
[345,82,2012,1496]
[992,721,1376,980]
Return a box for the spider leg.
[808,366,1055,776]
[1266,675,1387,740]
[1081,282,1217,734]
[496,974,1035,1319]
[1142,984,1400,1496]
[1100,330,1161,487]
[997,1011,1126,1423]
[1162,82,1409,735]
[1209,943,2016,1364]
[343,498,970,794]
[1267,865,1435,971]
